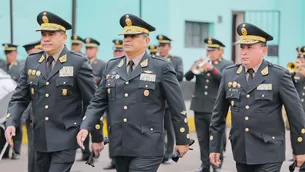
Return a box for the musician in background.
[185,38,233,172]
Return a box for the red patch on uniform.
[213,68,219,75]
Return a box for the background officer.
[0,43,24,159]
[22,40,41,172]
[112,39,125,58]
[185,38,233,172]
[77,13,190,172]
[156,34,184,164]
[209,23,305,172]
[5,11,102,172]
[71,34,85,55]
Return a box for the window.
[185,21,213,48]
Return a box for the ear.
[63,33,67,40]
[145,37,151,45]
[262,46,268,56]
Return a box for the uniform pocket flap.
[138,82,156,90]
[27,79,38,86]
[64,118,82,129]
[56,78,74,86]
[263,133,284,143]
[226,91,240,99]
[105,79,116,88]
[141,125,161,134]
[255,92,273,100]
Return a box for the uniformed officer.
[0,43,24,160]
[148,44,158,56]
[209,23,305,172]
[85,38,106,85]
[113,39,125,58]
[71,34,85,55]
[77,14,190,172]
[155,34,184,164]
[4,11,103,172]
[185,38,233,172]
[103,39,125,170]
[22,40,41,172]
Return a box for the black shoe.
[11,152,20,160]
[103,162,116,170]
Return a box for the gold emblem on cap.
[115,40,120,45]
[62,89,68,96]
[4,44,8,49]
[125,15,132,26]
[208,38,212,44]
[150,45,155,49]
[158,34,163,40]
[42,12,49,23]
[73,35,78,40]
[144,90,149,96]
[86,38,90,43]
[241,25,247,36]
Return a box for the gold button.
[124,93,128,97]
[150,128,153,131]
[45,93,49,98]
[246,94,250,98]
[74,122,77,125]
[298,137,303,142]
[124,106,128,110]
[6,113,11,118]
[125,82,129,85]
[83,116,86,120]
[186,134,190,139]
[184,118,188,123]
[210,135,214,140]
[272,136,275,139]
[45,117,49,121]
[245,117,249,120]
[245,128,249,132]
[46,82,49,86]
[204,92,208,95]
[302,99,304,102]
[262,94,265,98]
[205,86,208,89]
[63,82,66,85]
[207,73,211,76]
[145,85,148,88]
[303,93,305,96]
[245,105,249,110]
[123,118,127,122]
[206,79,209,83]
[302,128,305,134]
[95,124,100,130]
[100,117,103,121]
[108,83,110,86]
[30,81,33,84]
[180,127,185,133]
[45,105,49,109]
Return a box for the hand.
[203,62,213,71]
[91,142,104,156]
[175,144,189,158]
[209,152,221,167]
[294,154,305,167]
[5,126,16,147]
[76,129,89,150]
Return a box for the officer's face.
[41,31,67,55]
[206,49,223,60]
[5,51,17,62]
[113,50,125,57]
[123,34,150,56]
[240,43,267,68]
[158,44,171,57]
[71,43,82,52]
[86,47,98,59]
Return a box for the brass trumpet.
[191,56,211,75]
[287,62,297,73]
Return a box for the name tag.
[257,84,272,90]
[294,76,300,80]
[140,73,156,82]
[59,66,74,77]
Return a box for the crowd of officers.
[1,10,305,172]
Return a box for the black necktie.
[247,68,254,84]
[46,56,54,75]
[128,60,134,76]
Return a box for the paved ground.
[0,129,298,172]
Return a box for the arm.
[184,61,196,81]
[175,57,184,82]
[80,64,109,133]
[161,62,190,145]
[6,60,31,127]
[77,58,104,142]
[209,72,229,153]
[279,70,305,155]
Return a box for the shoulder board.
[226,63,240,69]
[28,50,44,56]
[109,56,124,62]
[70,51,85,57]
